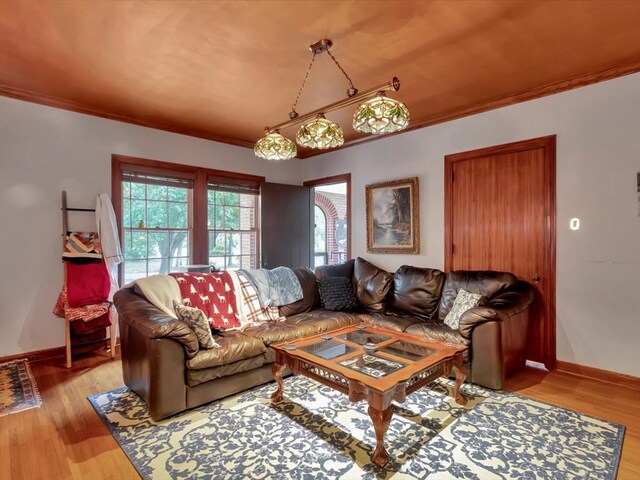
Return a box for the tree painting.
[367,177,419,254]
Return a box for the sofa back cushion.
[279,267,322,317]
[314,259,355,281]
[437,270,518,321]
[353,257,393,312]
[389,265,445,320]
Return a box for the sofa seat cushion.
[285,310,361,332]
[405,322,470,346]
[405,322,470,363]
[187,355,265,387]
[364,311,424,332]
[245,310,361,345]
[186,331,266,370]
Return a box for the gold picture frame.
[366,177,419,254]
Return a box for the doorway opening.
[303,174,351,268]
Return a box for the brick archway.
[314,192,341,264]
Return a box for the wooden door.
[444,136,556,369]
[260,182,311,269]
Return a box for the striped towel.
[63,232,103,261]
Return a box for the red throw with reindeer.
[169,272,240,330]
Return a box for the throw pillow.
[173,301,220,349]
[318,276,359,311]
[443,289,483,330]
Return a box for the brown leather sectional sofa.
[114,258,535,420]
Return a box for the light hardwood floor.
[1,350,638,479]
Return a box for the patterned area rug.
[89,377,624,480]
[0,359,42,417]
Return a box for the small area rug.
[89,377,624,480]
[0,359,42,417]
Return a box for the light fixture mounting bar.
[309,38,332,54]
[267,77,401,133]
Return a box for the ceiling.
[2,0,640,159]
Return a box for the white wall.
[0,97,304,357]
[299,73,640,377]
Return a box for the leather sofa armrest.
[114,287,199,359]
[458,281,535,339]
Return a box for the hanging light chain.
[290,53,317,119]
[326,49,358,97]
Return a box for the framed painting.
[366,177,419,254]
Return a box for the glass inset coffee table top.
[336,330,391,345]
[378,340,437,362]
[299,340,356,360]
[289,326,442,376]
[339,354,406,378]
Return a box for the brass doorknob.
[532,273,541,282]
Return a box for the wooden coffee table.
[271,323,468,467]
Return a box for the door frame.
[444,135,557,370]
[303,173,352,263]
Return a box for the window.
[208,178,259,271]
[121,172,192,283]
[303,174,351,268]
[112,155,264,283]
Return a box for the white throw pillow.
[443,288,483,330]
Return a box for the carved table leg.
[367,405,393,467]
[271,362,286,402]
[452,360,468,406]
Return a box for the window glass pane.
[123,182,131,198]
[147,231,168,258]
[147,258,164,276]
[239,207,254,230]
[124,260,147,284]
[208,187,258,272]
[224,192,239,206]
[124,230,147,259]
[239,194,254,208]
[169,203,188,229]
[147,184,167,201]
[239,255,254,269]
[227,233,241,255]
[225,206,240,230]
[209,256,225,271]
[170,231,190,258]
[241,232,255,256]
[209,232,225,256]
[146,201,168,228]
[168,186,187,202]
[207,205,216,229]
[131,183,146,199]
[130,199,146,227]
[227,255,241,269]
[123,198,131,228]
[215,207,224,229]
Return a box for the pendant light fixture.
[254,39,409,160]
[296,114,344,149]
[254,130,297,161]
